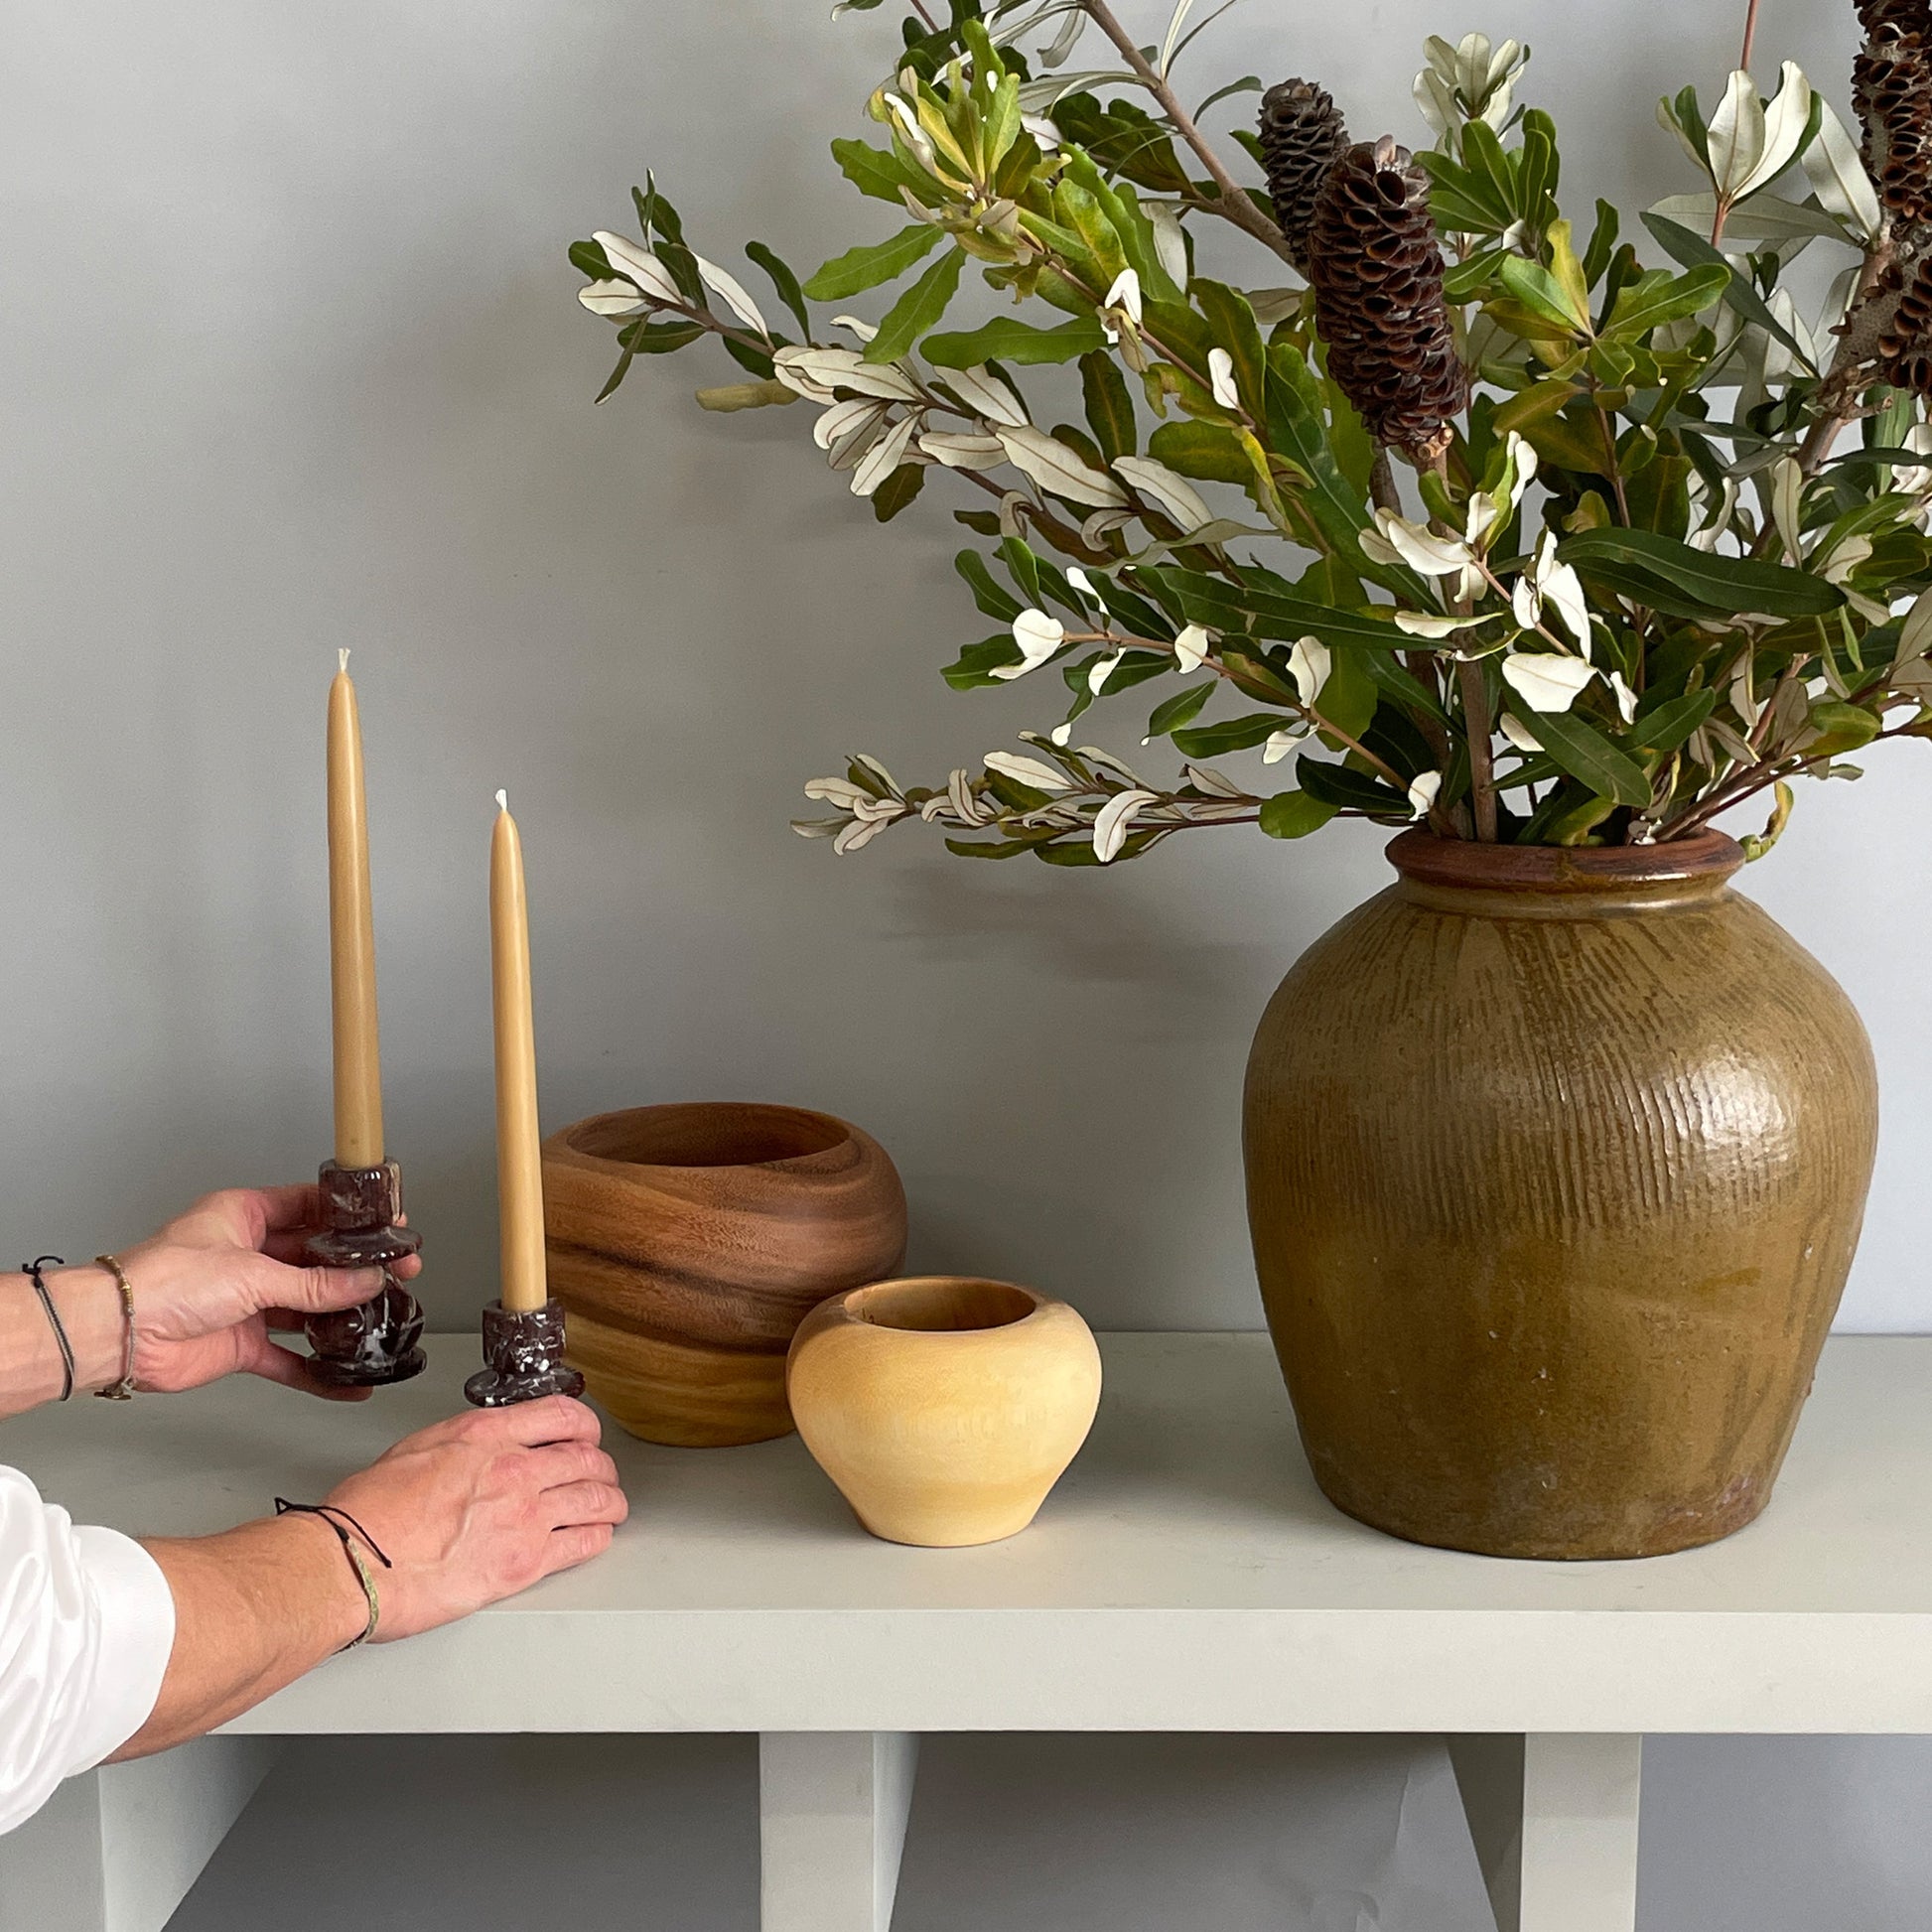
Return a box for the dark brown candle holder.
[465,1300,585,1407]
[302,1160,426,1387]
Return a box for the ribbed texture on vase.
[1243,848,1878,1560]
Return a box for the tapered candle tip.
[338,648,350,675]
[495,788,508,813]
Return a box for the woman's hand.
[91,1185,423,1401]
[123,1396,627,1756]
[320,1396,627,1641]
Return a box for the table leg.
[1449,1733,1642,1932]
[759,1732,920,1932]
[0,1735,281,1932]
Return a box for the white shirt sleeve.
[0,1464,176,1835]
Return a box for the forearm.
[0,1264,125,1417]
[113,1513,368,1757]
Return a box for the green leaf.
[1264,346,1387,576]
[1147,420,1250,483]
[1193,280,1267,415]
[1806,699,1881,756]
[943,634,1023,689]
[593,347,634,403]
[1259,790,1340,839]
[1640,212,1809,362]
[1498,255,1590,336]
[621,319,705,354]
[1080,351,1137,464]
[1296,756,1411,816]
[923,315,1110,367]
[831,137,929,205]
[1145,564,1412,651]
[1558,527,1846,619]
[570,238,614,281]
[955,549,1024,622]
[1173,713,1292,757]
[864,245,963,361]
[1145,684,1213,740]
[746,241,812,339]
[872,462,926,521]
[1629,688,1716,756]
[1518,709,1653,807]
[802,223,945,301]
[1601,265,1730,342]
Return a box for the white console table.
[2,1332,1928,1932]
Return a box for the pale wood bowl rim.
[828,1276,1052,1337]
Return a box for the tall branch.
[1078,0,1300,267]
[1739,0,1763,73]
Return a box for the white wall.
[3,0,1927,1924]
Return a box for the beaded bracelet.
[92,1255,137,1401]
[273,1499,393,1649]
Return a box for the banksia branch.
[1258,79,1351,277]
[1306,136,1467,465]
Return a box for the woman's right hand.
[322,1395,626,1642]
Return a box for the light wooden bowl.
[543,1103,907,1448]
[786,1277,1103,1547]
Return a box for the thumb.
[249,1255,387,1313]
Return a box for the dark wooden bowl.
[543,1103,907,1447]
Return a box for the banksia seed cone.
[1856,22,1932,231]
[1877,258,1932,392]
[1857,0,1930,34]
[1307,136,1467,463]
[1258,79,1351,276]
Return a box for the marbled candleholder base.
[302,1160,426,1387]
[465,1300,586,1407]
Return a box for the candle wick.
[495,789,508,812]
[339,648,350,675]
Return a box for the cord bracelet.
[273,1499,392,1649]
[20,1257,75,1402]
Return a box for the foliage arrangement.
[571,0,1932,864]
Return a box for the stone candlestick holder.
[465,1300,586,1407]
[302,1160,426,1387]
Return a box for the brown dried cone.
[1857,0,1930,34]
[1855,22,1932,232]
[1877,255,1932,391]
[1306,136,1467,464]
[1258,79,1351,276]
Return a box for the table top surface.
[6,1333,1928,1736]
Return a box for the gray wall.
[3,0,1927,1925]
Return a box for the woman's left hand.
[99,1186,422,1402]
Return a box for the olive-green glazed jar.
[1243,830,1878,1561]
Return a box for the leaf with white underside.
[935,364,1029,427]
[1803,99,1882,243]
[773,346,921,401]
[920,431,1008,470]
[580,280,653,317]
[1112,457,1212,531]
[996,426,1129,506]
[814,398,887,450]
[851,413,921,496]
[1502,651,1596,713]
[1094,789,1160,863]
[985,752,1079,792]
[694,255,771,335]
[594,233,684,304]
